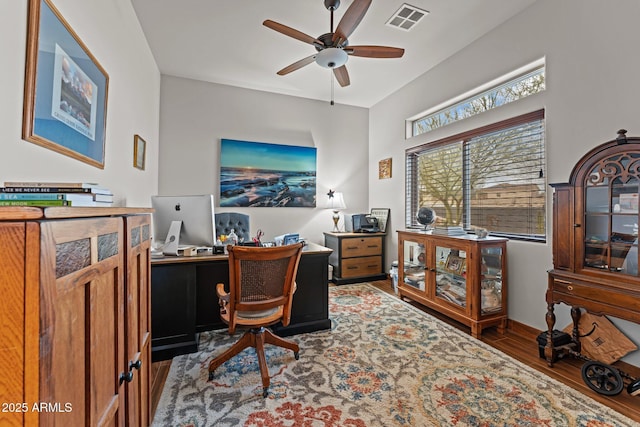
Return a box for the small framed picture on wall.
[379,158,392,179]
[134,134,146,170]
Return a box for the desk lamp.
[327,190,346,232]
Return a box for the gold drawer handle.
[567,285,574,291]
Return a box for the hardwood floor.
[151,279,640,424]
[150,358,172,419]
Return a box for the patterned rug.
[153,284,637,426]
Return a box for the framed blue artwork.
[220,139,317,207]
[23,0,109,169]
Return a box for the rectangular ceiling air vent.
[386,3,429,31]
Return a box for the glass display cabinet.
[546,129,640,365]
[398,230,508,338]
[584,176,638,273]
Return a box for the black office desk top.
[151,241,332,265]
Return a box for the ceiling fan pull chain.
[330,72,335,105]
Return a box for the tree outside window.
[412,67,545,137]
[406,110,546,241]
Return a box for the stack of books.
[0,181,114,207]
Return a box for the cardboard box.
[177,246,197,256]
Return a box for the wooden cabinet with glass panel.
[397,230,508,338]
[546,129,640,364]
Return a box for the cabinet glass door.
[584,158,639,275]
[480,246,504,314]
[402,240,426,291]
[434,245,467,309]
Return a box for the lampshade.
[315,48,348,69]
[327,192,346,232]
[328,192,346,210]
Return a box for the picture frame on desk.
[370,208,390,233]
[445,254,465,275]
[22,0,109,169]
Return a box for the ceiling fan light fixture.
[315,47,348,68]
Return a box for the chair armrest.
[216,283,230,316]
[282,281,298,326]
[216,282,229,301]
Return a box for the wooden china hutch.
[545,129,640,364]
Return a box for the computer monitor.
[151,195,216,251]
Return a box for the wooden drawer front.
[552,278,640,312]
[341,256,382,278]
[341,237,382,258]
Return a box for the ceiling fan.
[263,0,405,88]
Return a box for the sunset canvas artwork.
[219,139,317,207]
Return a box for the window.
[406,110,546,241]
[410,66,545,137]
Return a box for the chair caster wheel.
[262,388,269,398]
[208,371,214,381]
[294,351,299,360]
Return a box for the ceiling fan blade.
[277,54,317,76]
[345,45,405,58]
[333,65,350,87]
[263,19,323,46]
[333,0,372,45]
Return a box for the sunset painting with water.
[219,139,317,207]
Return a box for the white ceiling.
[131,0,537,108]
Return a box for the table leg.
[570,306,582,354]
[545,301,556,366]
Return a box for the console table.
[150,242,333,361]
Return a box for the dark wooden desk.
[150,242,333,361]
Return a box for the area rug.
[152,284,637,426]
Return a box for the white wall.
[158,75,369,245]
[0,0,160,207]
[370,0,640,364]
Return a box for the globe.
[416,207,436,230]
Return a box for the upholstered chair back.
[215,212,250,242]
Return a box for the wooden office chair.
[207,242,304,397]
